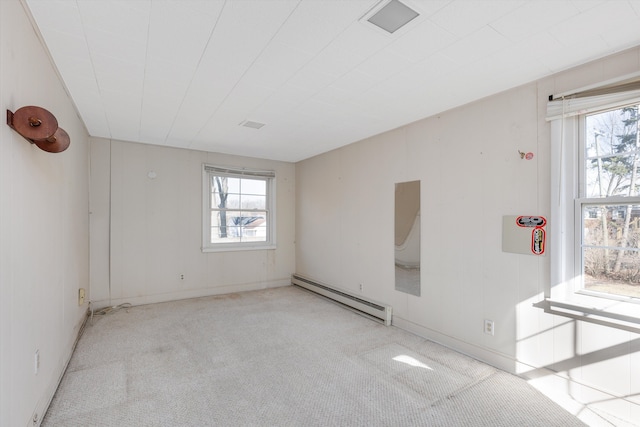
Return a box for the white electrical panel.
[502,215,546,256]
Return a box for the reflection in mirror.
[395,181,420,296]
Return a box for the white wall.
[0,1,90,425]
[295,47,640,425]
[90,138,295,308]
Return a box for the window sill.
[202,244,276,253]
[534,296,640,333]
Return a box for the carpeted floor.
[43,286,586,426]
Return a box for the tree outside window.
[202,165,274,251]
[582,104,640,298]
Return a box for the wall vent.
[292,274,392,325]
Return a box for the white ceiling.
[24,0,640,162]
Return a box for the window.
[549,81,640,306]
[202,165,275,252]
[580,106,640,299]
[546,80,640,329]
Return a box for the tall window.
[580,105,640,298]
[549,85,640,305]
[202,165,275,252]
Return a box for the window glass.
[241,178,266,196]
[203,167,274,251]
[581,105,640,298]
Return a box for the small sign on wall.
[502,215,546,256]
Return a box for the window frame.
[202,164,276,253]
[548,90,640,331]
[575,110,640,301]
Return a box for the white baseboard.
[90,278,291,310]
[393,315,640,427]
[392,315,517,373]
[36,309,90,426]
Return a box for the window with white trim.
[580,105,640,298]
[549,81,640,306]
[202,165,275,252]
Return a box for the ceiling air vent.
[239,120,266,130]
[366,0,419,34]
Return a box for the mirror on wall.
[395,181,420,296]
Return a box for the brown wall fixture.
[6,106,70,153]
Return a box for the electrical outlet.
[484,319,495,336]
[359,283,363,291]
[180,274,184,280]
[34,350,39,375]
[78,288,85,305]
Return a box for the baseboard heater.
[291,274,392,326]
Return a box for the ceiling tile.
[308,88,354,113]
[500,32,564,65]
[356,49,415,81]
[259,84,316,116]
[490,1,580,41]
[284,68,337,95]
[539,33,610,73]
[92,54,145,93]
[387,52,459,88]
[549,1,639,47]
[430,0,526,37]
[439,26,510,66]
[77,0,151,43]
[301,19,404,79]
[72,82,110,136]
[387,20,457,63]
[36,29,93,76]
[144,57,194,93]
[272,0,376,54]
[570,0,609,13]
[146,1,220,66]
[254,42,314,76]
[84,28,147,64]
[212,83,276,121]
[329,70,379,96]
[140,101,178,144]
[26,0,84,35]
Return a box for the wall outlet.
[359,283,363,291]
[34,350,39,375]
[180,274,184,280]
[78,288,85,305]
[484,319,495,336]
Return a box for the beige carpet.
[43,286,586,426]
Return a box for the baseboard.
[90,278,291,310]
[392,315,517,374]
[393,315,640,426]
[35,308,90,426]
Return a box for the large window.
[580,106,640,299]
[202,165,275,252]
[549,83,640,307]
[546,82,640,329]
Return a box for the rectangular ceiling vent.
[364,0,419,34]
[240,120,266,129]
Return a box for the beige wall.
[295,47,640,425]
[90,138,295,307]
[3,0,639,423]
[0,1,90,425]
